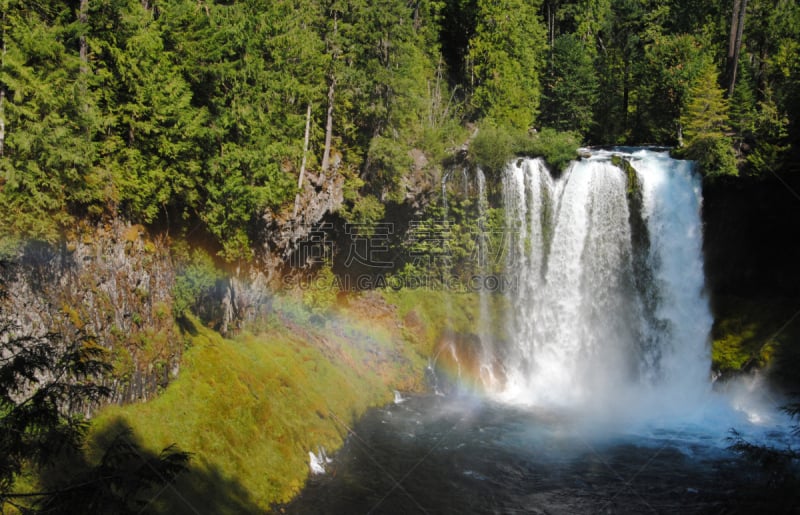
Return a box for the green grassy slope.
[89,292,428,511]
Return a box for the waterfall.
[428,167,454,395]
[475,167,500,389]
[495,149,712,415]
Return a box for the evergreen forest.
[2,0,799,258]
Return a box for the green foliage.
[469,0,546,129]
[2,0,800,255]
[469,124,519,173]
[366,136,414,196]
[0,235,22,263]
[469,124,579,174]
[97,4,209,226]
[711,296,799,375]
[34,429,190,515]
[522,128,581,171]
[678,63,737,178]
[0,316,191,513]
[639,33,711,144]
[541,34,599,136]
[746,90,790,175]
[172,248,224,319]
[729,58,759,149]
[391,194,510,289]
[0,323,110,498]
[0,0,93,240]
[681,64,730,141]
[340,194,386,237]
[679,134,738,179]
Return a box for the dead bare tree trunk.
[321,12,338,173]
[79,0,89,75]
[298,102,312,189]
[321,77,335,173]
[293,103,313,218]
[727,0,741,62]
[0,87,5,158]
[726,0,748,97]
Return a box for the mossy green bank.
[88,291,436,512]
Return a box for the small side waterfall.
[475,167,501,389]
[494,149,712,414]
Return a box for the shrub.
[468,124,519,173]
[676,134,738,178]
[522,128,581,171]
[470,123,580,174]
[172,249,224,318]
[340,194,386,237]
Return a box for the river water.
[288,391,792,514]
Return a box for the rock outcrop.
[0,221,180,404]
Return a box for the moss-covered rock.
[711,296,800,382]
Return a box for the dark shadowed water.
[286,394,781,514]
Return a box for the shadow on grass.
[29,417,263,515]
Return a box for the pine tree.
[469,0,547,130]
[0,0,97,240]
[639,33,710,144]
[679,63,737,177]
[541,33,598,136]
[682,65,730,142]
[96,1,208,226]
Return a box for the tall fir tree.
[469,0,547,130]
[541,33,598,136]
[679,63,737,177]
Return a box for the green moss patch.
[381,288,510,355]
[711,296,800,378]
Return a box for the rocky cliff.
[0,221,180,404]
[0,166,350,404]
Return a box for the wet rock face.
[0,221,181,405]
[432,330,506,394]
[208,168,347,335]
[214,268,276,336]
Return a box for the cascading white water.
[496,149,713,418]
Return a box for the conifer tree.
[0,0,96,240]
[541,33,598,136]
[469,0,547,130]
[679,63,737,177]
[682,65,730,142]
